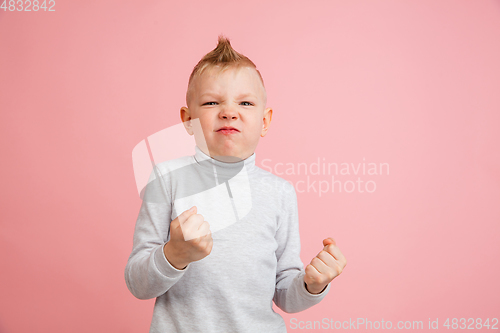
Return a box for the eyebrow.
[236,93,257,99]
[200,92,257,99]
[199,93,220,99]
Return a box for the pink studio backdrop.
[1,1,499,332]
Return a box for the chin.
[211,147,243,160]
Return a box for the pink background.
[1,1,499,332]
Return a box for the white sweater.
[124,146,330,332]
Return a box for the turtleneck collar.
[193,145,257,177]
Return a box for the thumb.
[323,237,336,248]
[178,206,197,224]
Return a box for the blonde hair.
[186,35,266,106]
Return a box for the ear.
[260,107,273,137]
[180,107,194,135]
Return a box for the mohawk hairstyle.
[186,35,266,106]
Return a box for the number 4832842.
[1,0,56,11]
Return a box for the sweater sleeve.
[124,167,190,300]
[273,182,330,313]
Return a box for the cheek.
[191,115,213,139]
[198,115,214,129]
[249,121,264,138]
[255,118,264,131]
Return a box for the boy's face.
[181,65,272,161]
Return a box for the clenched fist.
[304,237,347,294]
[163,206,213,270]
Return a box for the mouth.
[216,126,240,135]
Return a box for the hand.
[163,206,213,270]
[304,237,347,294]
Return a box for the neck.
[193,145,257,177]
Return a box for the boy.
[125,35,347,333]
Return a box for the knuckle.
[202,243,211,255]
[183,226,193,236]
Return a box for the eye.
[202,102,218,106]
[240,101,253,106]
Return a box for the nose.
[219,105,238,120]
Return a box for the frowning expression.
[181,65,272,162]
